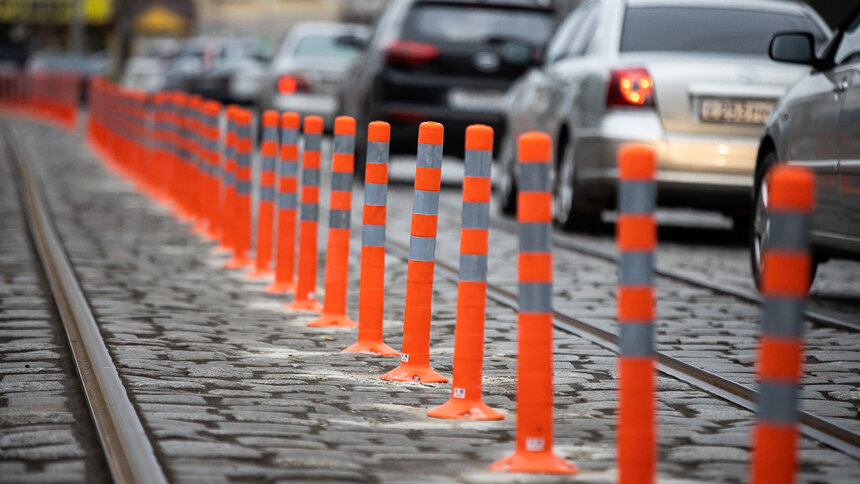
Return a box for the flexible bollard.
[380,121,448,383]
[750,166,814,484]
[343,121,398,355]
[309,116,359,327]
[286,115,325,312]
[616,144,657,484]
[202,100,223,241]
[224,108,254,268]
[216,106,239,254]
[266,112,301,294]
[490,132,577,475]
[428,125,501,419]
[247,110,280,279]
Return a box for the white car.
[258,22,368,129]
[497,0,830,232]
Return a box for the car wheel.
[554,140,599,230]
[497,132,517,215]
[749,152,818,290]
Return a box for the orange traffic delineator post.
[750,166,814,484]
[201,100,223,241]
[490,132,577,475]
[247,110,280,280]
[309,116,359,327]
[380,121,448,383]
[343,121,398,355]
[266,112,301,294]
[428,125,501,420]
[216,106,239,254]
[224,108,254,269]
[285,115,325,312]
[616,144,657,484]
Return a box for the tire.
[496,133,517,216]
[749,151,818,290]
[553,140,600,231]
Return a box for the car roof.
[411,0,554,10]
[624,0,816,17]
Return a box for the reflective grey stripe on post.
[329,209,351,229]
[519,163,552,193]
[236,152,251,168]
[262,125,278,143]
[262,154,276,172]
[281,128,298,146]
[462,202,489,230]
[277,192,297,209]
[762,299,804,338]
[519,223,552,252]
[619,181,657,214]
[409,236,436,262]
[260,187,276,201]
[331,172,353,192]
[767,212,811,251]
[362,225,386,247]
[417,143,443,169]
[364,183,387,206]
[619,252,655,285]
[413,190,440,215]
[237,181,251,195]
[367,141,389,165]
[518,282,552,313]
[225,171,235,187]
[459,254,488,282]
[301,204,318,221]
[302,168,320,187]
[619,324,654,357]
[334,134,354,154]
[464,149,491,177]
[279,160,299,177]
[757,381,798,424]
[304,133,322,152]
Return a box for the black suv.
[339,0,557,168]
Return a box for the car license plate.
[447,88,506,112]
[700,98,774,125]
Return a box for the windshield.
[402,5,555,46]
[287,34,361,60]
[620,7,828,56]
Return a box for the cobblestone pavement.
[0,133,109,483]
[5,118,860,483]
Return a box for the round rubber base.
[489,450,578,474]
[222,255,253,269]
[307,314,357,328]
[244,268,273,281]
[265,281,295,294]
[285,298,323,313]
[342,340,399,356]
[380,364,448,383]
[427,398,503,420]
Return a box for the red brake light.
[607,68,654,107]
[385,39,439,65]
[277,75,310,95]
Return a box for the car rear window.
[402,4,555,47]
[620,7,827,56]
[291,34,360,60]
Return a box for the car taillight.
[606,68,654,108]
[385,39,439,65]
[277,75,310,95]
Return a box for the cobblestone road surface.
[3,118,859,483]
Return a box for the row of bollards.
[16,75,814,482]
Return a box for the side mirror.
[336,34,368,50]
[769,32,816,65]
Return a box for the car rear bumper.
[270,93,339,129]
[575,109,757,212]
[380,102,505,155]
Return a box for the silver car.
[258,22,368,128]
[497,0,829,231]
[751,6,860,287]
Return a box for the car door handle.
[834,80,849,92]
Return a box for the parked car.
[258,22,368,129]
[751,5,860,288]
[339,0,557,170]
[193,39,270,105]
[496,0,830,232]
[120,38,180,93]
